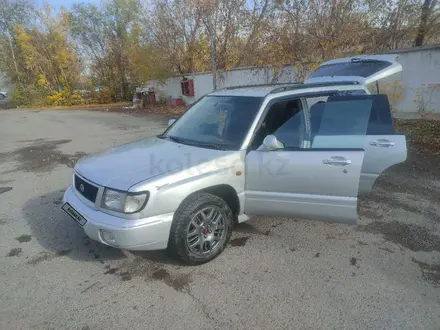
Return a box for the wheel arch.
[181,184,240,218]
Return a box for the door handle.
[322,157,352,166]
[369,139,394,147]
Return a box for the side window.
[327,94,394,135]
[368,94,394,135]
[250,98,303,149]
[310,100,372,149]
[273,98,373,150]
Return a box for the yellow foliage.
[46,88,85,106]
[37,75,47,87]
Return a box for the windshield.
[161,95,263,150]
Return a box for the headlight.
[101,188,149,214]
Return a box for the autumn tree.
[2,0,440,106]
[0,2,81,105]
[0,0,36,83]
[414,0,439,46]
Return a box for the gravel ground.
[0,109,439,330]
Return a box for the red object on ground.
[168,98,184,106]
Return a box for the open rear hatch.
[304,55,402,86]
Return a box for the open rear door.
[327,94,407,195]
[305,55,402,86]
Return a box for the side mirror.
[262,135,284,151]
[168,119,176,127]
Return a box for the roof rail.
[270,81,360,94]
[223,82,302,90]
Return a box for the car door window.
[327,94,394,135]
[273,98,373,149]
[250,99,303,149]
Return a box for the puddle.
[0,139,87,173]
[230,236,249,247]
[105,256,192,291]
[7,248,22,257]
[120,272,132,281]
[152,268,192,291]
[15,234,32,243]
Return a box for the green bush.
[11,85,47,107]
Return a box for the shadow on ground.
[23,190,126,262]
[22,190,181,265]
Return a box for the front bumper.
[62,186,173,250]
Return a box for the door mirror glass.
[168,119,176,127]
[263,135,284,151]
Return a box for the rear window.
[308,61,392,79]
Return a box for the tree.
[0,2,81,105]
[414,0,439,46]
[69,0,144,100]
[0,0,36,83]
[2,0,440,107]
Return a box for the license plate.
[62,203,87,226]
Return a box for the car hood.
[75,137,233,190]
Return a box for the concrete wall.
[142,66,299,104]
[142,45,440,117]
[380,45,440,118]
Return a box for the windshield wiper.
[165,135,228,150]
[166,135,185,144]
[191,142,227,150]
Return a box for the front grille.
[74,175,99,203]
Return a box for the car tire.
[168,192,233,265]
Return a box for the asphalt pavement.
[1,109,439,330]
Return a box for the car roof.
[209,81,362,97]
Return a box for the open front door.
[304,55,402,86]
[244,97,373,225]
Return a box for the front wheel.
[168,192,233,265]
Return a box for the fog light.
[100,229,117,245]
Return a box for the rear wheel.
[168,192,233,265]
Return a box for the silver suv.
[63,55,407,264]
